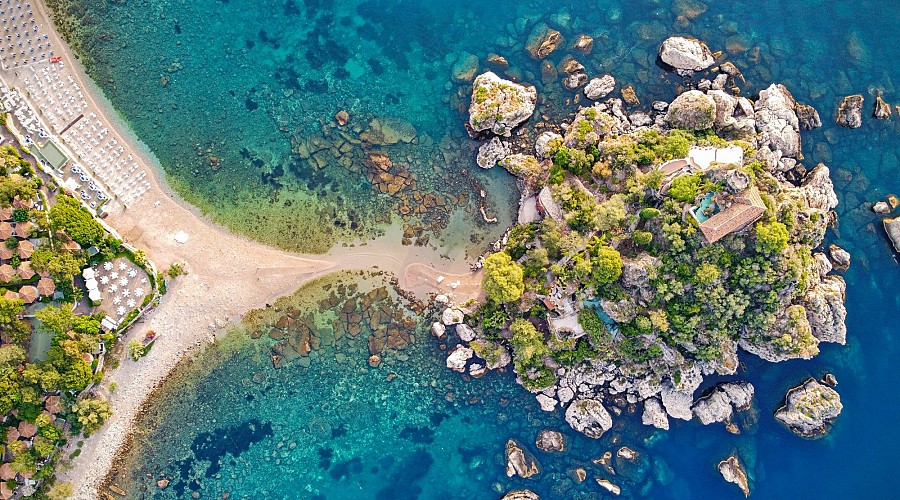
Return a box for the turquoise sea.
[47,0,900,497]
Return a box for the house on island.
[658,145,745,181]
[696,186,767,244]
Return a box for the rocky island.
[439,36,848,446]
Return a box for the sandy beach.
[10,2,485,498]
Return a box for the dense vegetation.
[473,108,824,392]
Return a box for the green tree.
[482,252,525,303]
[595,195,626,233]
[694,262,722,285]
[30,248,86,282]
[0,295,24,324]
[48,195,105,246]
[71,396,112,435]
[0,344,26,374]
[36,304,75,336]
[668,173,702,202]
[0,175,39,207]
[755,220,789,254]
[591,245,623,284]
[632,230,653,246]
[509,318,548,366]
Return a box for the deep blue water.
[50,0,900,497]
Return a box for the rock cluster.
[836,94,864,128]
[691,382,754,425]
[565,398,613,438]
[775,378,843,438]
[506,439,540,478]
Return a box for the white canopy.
[85,278,98,290]
[174,230,189,244]
[88,289,102,302]
[82,268,96,280]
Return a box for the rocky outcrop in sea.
[775,378,843,438]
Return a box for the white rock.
[442,308,464,326]
[584,75,616,100]
[431,322,446,339]
[565,398,612,438]
[446,344,473,372]
[641,397,670,430]
[456,324,476,342]
[536,394,558,412]
[658,36,715,71]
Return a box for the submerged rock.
[718,454,750,497]
[469,72,537,137]
[884,217,900,252]
[775,378,843,438]
[874,95,892,120]
[525,24,563,60]
[584,75,616,100]
[476,137,510,169]
[573,34,594,54]
[506,439,540,478]
[667,90,717,130]
[658,36,715,73]
[621,85,640,106]
[836,94,864,128]
[535,429,565,452]
[565,398,613,438]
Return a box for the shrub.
[668,173,702,202]
[632,230,653,246]
[755,220,789,254]
[128,339,146,361]
[591,245,623,284]
[639,207,661,219]
[509,319,548,367]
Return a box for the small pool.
[691,193,717,223]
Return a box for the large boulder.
[708,90,756,141]
[666,90,717,130]
[565,398,613,438]
[441,308,464,325]
[775,378,842,438]
[692,382,754,425]
[476,137,510,169]
[718,454,751,497]
[469,72,537,137]
[584,75,616,100]
[641,397,670,430]
[658,36,715,72]
[754,84,801,159]
[874,95,892,120]
[446,344,473,372]
[534,132,563,160]
[796,102,822,130]
[801,163,839,211]
[883,217,900,252]
[456,324,476,342]
[803,275,847,345]
[506,439,541,478]
[660,383,694,421]
[828,244,851,270]
[836,94,864,128]
[535,430,565,452]
[469,339,511,369]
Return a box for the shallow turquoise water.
[51,0,900,497]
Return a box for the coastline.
[26,2,484,498]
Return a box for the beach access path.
[21,2,484,498]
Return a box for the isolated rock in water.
[476,137,510,169]
[775,378,843,438]
[595,478,622,496]
[658,36,715,72]
[469,72,537,137]
[573,34,594,54]
[872,201,891,214]
[755,83,801,158]
[534,131,563,159]
[535,429,565,452]
[692,382,754,425]
[667,90,717,130]
[718,454,751,497]
[456,324,476,342]
[621,85,640,106]
[431,322,446,339]
[535,393,557,412]
[874,95,892,119]
[584,75,616,100]
[446,344,473,372]
[506,439,540,478]
[836,94,864,128]
[884,217,900,252]
[525,24,563,60]
[565,398,613,438]
[803,275,847,344]
[828,244,851,270]
[441,308,464,325]
[801,163,840,211]
[500,491,540,500]
[641,397,670,430]
[795,102,822,130]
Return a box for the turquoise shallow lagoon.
[46,0,900,497]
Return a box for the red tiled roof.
[699,186,767,244]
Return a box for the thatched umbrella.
[0,207,11,221]
[0,265,14,283]
[0,222,11,240]
[0,247,12,260]
[17,421,36,439]
[13,221,32,238]
[16,240,33,259]
[36,278,55,297]
[16,261,34,280]
[11,196,29,209]
[2,291,18,301]
[18,286,37,304]
[62,239,81,252]
[0,462,15,481]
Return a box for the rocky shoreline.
[436,34,851,496]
